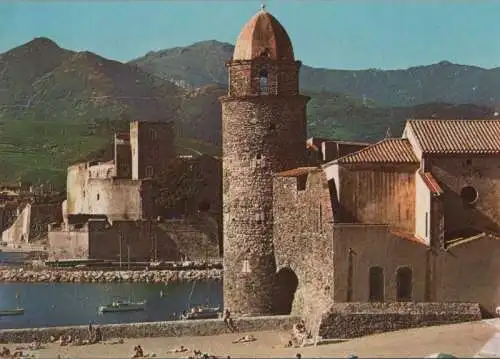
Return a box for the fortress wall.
[2,203,30,244]
[0,315,299,344]
[318,302,481,339]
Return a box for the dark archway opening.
[271,267,298,315]
[369,266,384,302]
[396,266,413,301]
[460,185,478,204]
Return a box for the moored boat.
[98,299,146,313]
[0,308,24,316]
[182,305,221,320]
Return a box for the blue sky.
[1,0,500,70]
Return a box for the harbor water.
[0,280,222,329]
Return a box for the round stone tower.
[220,6,309,316]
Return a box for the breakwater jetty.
[0,268,222,283]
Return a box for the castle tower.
[220,6,309,316]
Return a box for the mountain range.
[0,37,496,188]
[130,40,500,108]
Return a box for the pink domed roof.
[232,9,295,61]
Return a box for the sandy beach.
[2,320,496,358]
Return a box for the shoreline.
[0,268,222,283]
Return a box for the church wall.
[333,224,428,303]
[436,235,500,314]
[428,155,500,235]
[273,170,335,324]
[334,164,418,232]
[415,172,431,244]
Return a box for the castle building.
[222,7,500,331]
[47,120,179,260]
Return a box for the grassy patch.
[0,119,220,190]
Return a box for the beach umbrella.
[425,353,457,358]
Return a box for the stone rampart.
[0,315,299,343]
[318,302,482,339]
[0,268,222,283]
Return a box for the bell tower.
[220,6,309,316]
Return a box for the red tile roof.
[407,119,500,154]
[233,9,294,61]
[418,171,443,196]
[278,167,319,177]
[335,138,419,164]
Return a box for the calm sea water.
[0,281,222,329]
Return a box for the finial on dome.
[260,3,266,11]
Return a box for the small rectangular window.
[146,166,154,178]
[242,259,251,273]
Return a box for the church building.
[221,6,500,332]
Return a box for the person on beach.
[223,309,236,332]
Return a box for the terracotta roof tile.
[278,167,319,177]
[335,139,418,164]
[233,9,294,61]
[407,119,500,154]
[418,170,443,196]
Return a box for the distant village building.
[221,7,500,332]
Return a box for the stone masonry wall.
[428,155,500,235]
[318,302,481,339]
[0,315,299,344]
[29,203,61,241]
[221,95,308,316]
[130,121,175,181]
[1,203,30,244]
[88,220,181,261]
[273,169,335,332]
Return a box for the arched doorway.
[396,266,413,301]
[271,267,298,315]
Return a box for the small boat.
[98,299,146,313]
[182,305,221,320]
[0,308,24,316]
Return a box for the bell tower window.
[259,69,268,95]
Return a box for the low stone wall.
[0,315,300,344]
[318,302,482,339]
[0,268,222,283]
